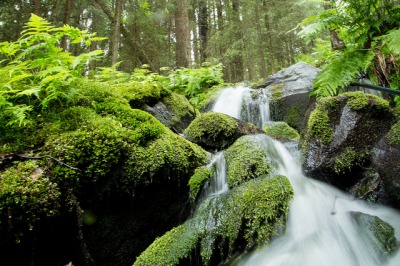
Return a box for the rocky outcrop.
[256,62,320,130]
[301,92,396,189]
[183,112,264,151]
[372,118,400,206]
[144,93,198,133]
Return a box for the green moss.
[224,135,275,188]
[342,91,390,112]
[135,176,293,266]
[162,93,199,127]
[117,81,171,107]
[355,213,398,254]
[268,83,284,101]
[124,130,210,186]
[332,148,367,175]
[134,220,200,266]
[0,160,61,238]
[183,112,238,144]
[263,122,300,141]
[188,166,213,204]
[387,121,400,145]
[284,106,301,129]
[307,106,333,144]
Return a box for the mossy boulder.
[134,176,293,266]
[183,112,263,151]
[144,93,198,133]
[224,135,278,188]
[354,212,398,255]
[255,62,320,130]
[263,121,300,141]
[301,92,396,188]
[372,121,400,206]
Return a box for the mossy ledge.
[134,176,294,266]
[224,135,276,188]
[263,121,300,141]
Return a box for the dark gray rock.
[301,92,396,189]
[256,62,320,130]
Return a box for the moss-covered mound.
[224,135,278,188]
[0,79,210,266]
[263,121,300,141]
[183,112,263,151]
[134,176,293,266]
[301,91,396,188]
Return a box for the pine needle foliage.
[299,0,400,98]
[0,14,105,126]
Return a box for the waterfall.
[212,86,271,127]
[210,86,400,266]
[235,137,400,266]
[205,151,228,195]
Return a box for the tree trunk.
[262,0,275,73]
[198,0,208,63]
[231,0,244,82]
[255,0,267,78]
[174,0,191,68]
[111,0,123,65]
[61,0,71,51]
[324,0,345,51]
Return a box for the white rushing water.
[205,151,228,195]
[235,135,400,266]
[211,86,400,266]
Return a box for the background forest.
[0,0,319,83]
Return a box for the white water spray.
[236,136,400,266]
[205,151,228,195]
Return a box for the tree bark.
[231,0,244,82]
[324,0,345,51]
[198,0,208,63]
[61,0,71,51]
[255,0,267,78]
[174,0,191,68]
[111,0,123,65]
[262,0,275,73]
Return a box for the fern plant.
[299,0,400,98]
[0,14,104,126]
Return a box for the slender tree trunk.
[61,0,71,51]
[33,0,41,15]
[198,0,208,63]
[262,0,275,73]
[111,0,123,65]
[255,0,267,78]
[174,0,191,68]
[216,0,223,30]
[324,0,345,51]
[231,0,244,82]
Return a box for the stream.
[208,86,400,266]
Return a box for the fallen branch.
[16,154,81,172]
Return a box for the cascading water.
[211,86,271,127]
[205,151,228,195]
[210,86,400,266]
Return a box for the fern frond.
[380,28,400,55]
[21,14,53,37]
[312,49,374,97]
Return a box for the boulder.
[301,92,396,189]
[256,62,320,130]
[144,93,198,133]
[183,112,264,151]
[263,121,300,141]
[372,118,400,206]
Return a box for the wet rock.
[256,62,320,130]
[372,125,400,207]
[301,92,396,189]
[144,93,198,133]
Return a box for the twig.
[16,154,81,172]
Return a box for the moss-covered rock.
[301,92,396,188]
[0,160,60,238]
[144,93,198,133]
[134,176,293,266]
[183,112,263,151]
[263,121,300,141]
[354,213,398,255]
[188,166,213,204]
[224,135,276,188]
